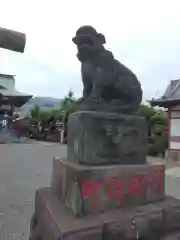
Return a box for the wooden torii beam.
[0,26,26,53]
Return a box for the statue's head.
[72,26,106,61]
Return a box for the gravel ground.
[0,142,179,239]
[0,141,66,240]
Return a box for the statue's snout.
[72,36,77,44]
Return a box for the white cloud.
[0,0,180,100]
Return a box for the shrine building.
[0,73,32,118]
[149,79,180,156]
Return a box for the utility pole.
[0,26,26,53]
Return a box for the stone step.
[29,187,180,240]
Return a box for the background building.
[150,79,180,159]
[0,73,32,118]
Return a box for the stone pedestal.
[28,24,180,239]
[68,111,146,165]
[29,187,180,240]
[29,111,180,239]
[51,158,165,216]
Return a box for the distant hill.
[17,97,62,117]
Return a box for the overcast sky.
[0,0,180,102]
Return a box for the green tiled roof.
[0,88,32,97]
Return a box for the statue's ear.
[98,33,106,44]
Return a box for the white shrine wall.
[0,74,15,90]
[169,105,180,150]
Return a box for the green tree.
[30,105,40,119]
[150,113,168,128]
[137,104,156,136]
[38,110,52,122]
[50,109,64,121]
[60,90,78,118]
[137,104,168,156]
[137,104,156,119]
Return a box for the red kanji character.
[107,176,124,199]
[128,175,144,196]
[146,175,155,193]
[157,170,164,193]
[81,180,100,207]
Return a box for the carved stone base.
[29,187,180,240]
[51,158,165,216]
[67,111,146,165]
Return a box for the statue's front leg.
[89,68,104,101]
[89,90,101,101]
[89,82,103,101]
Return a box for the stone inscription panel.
[51,159,165,216]
[80,170,163,208]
